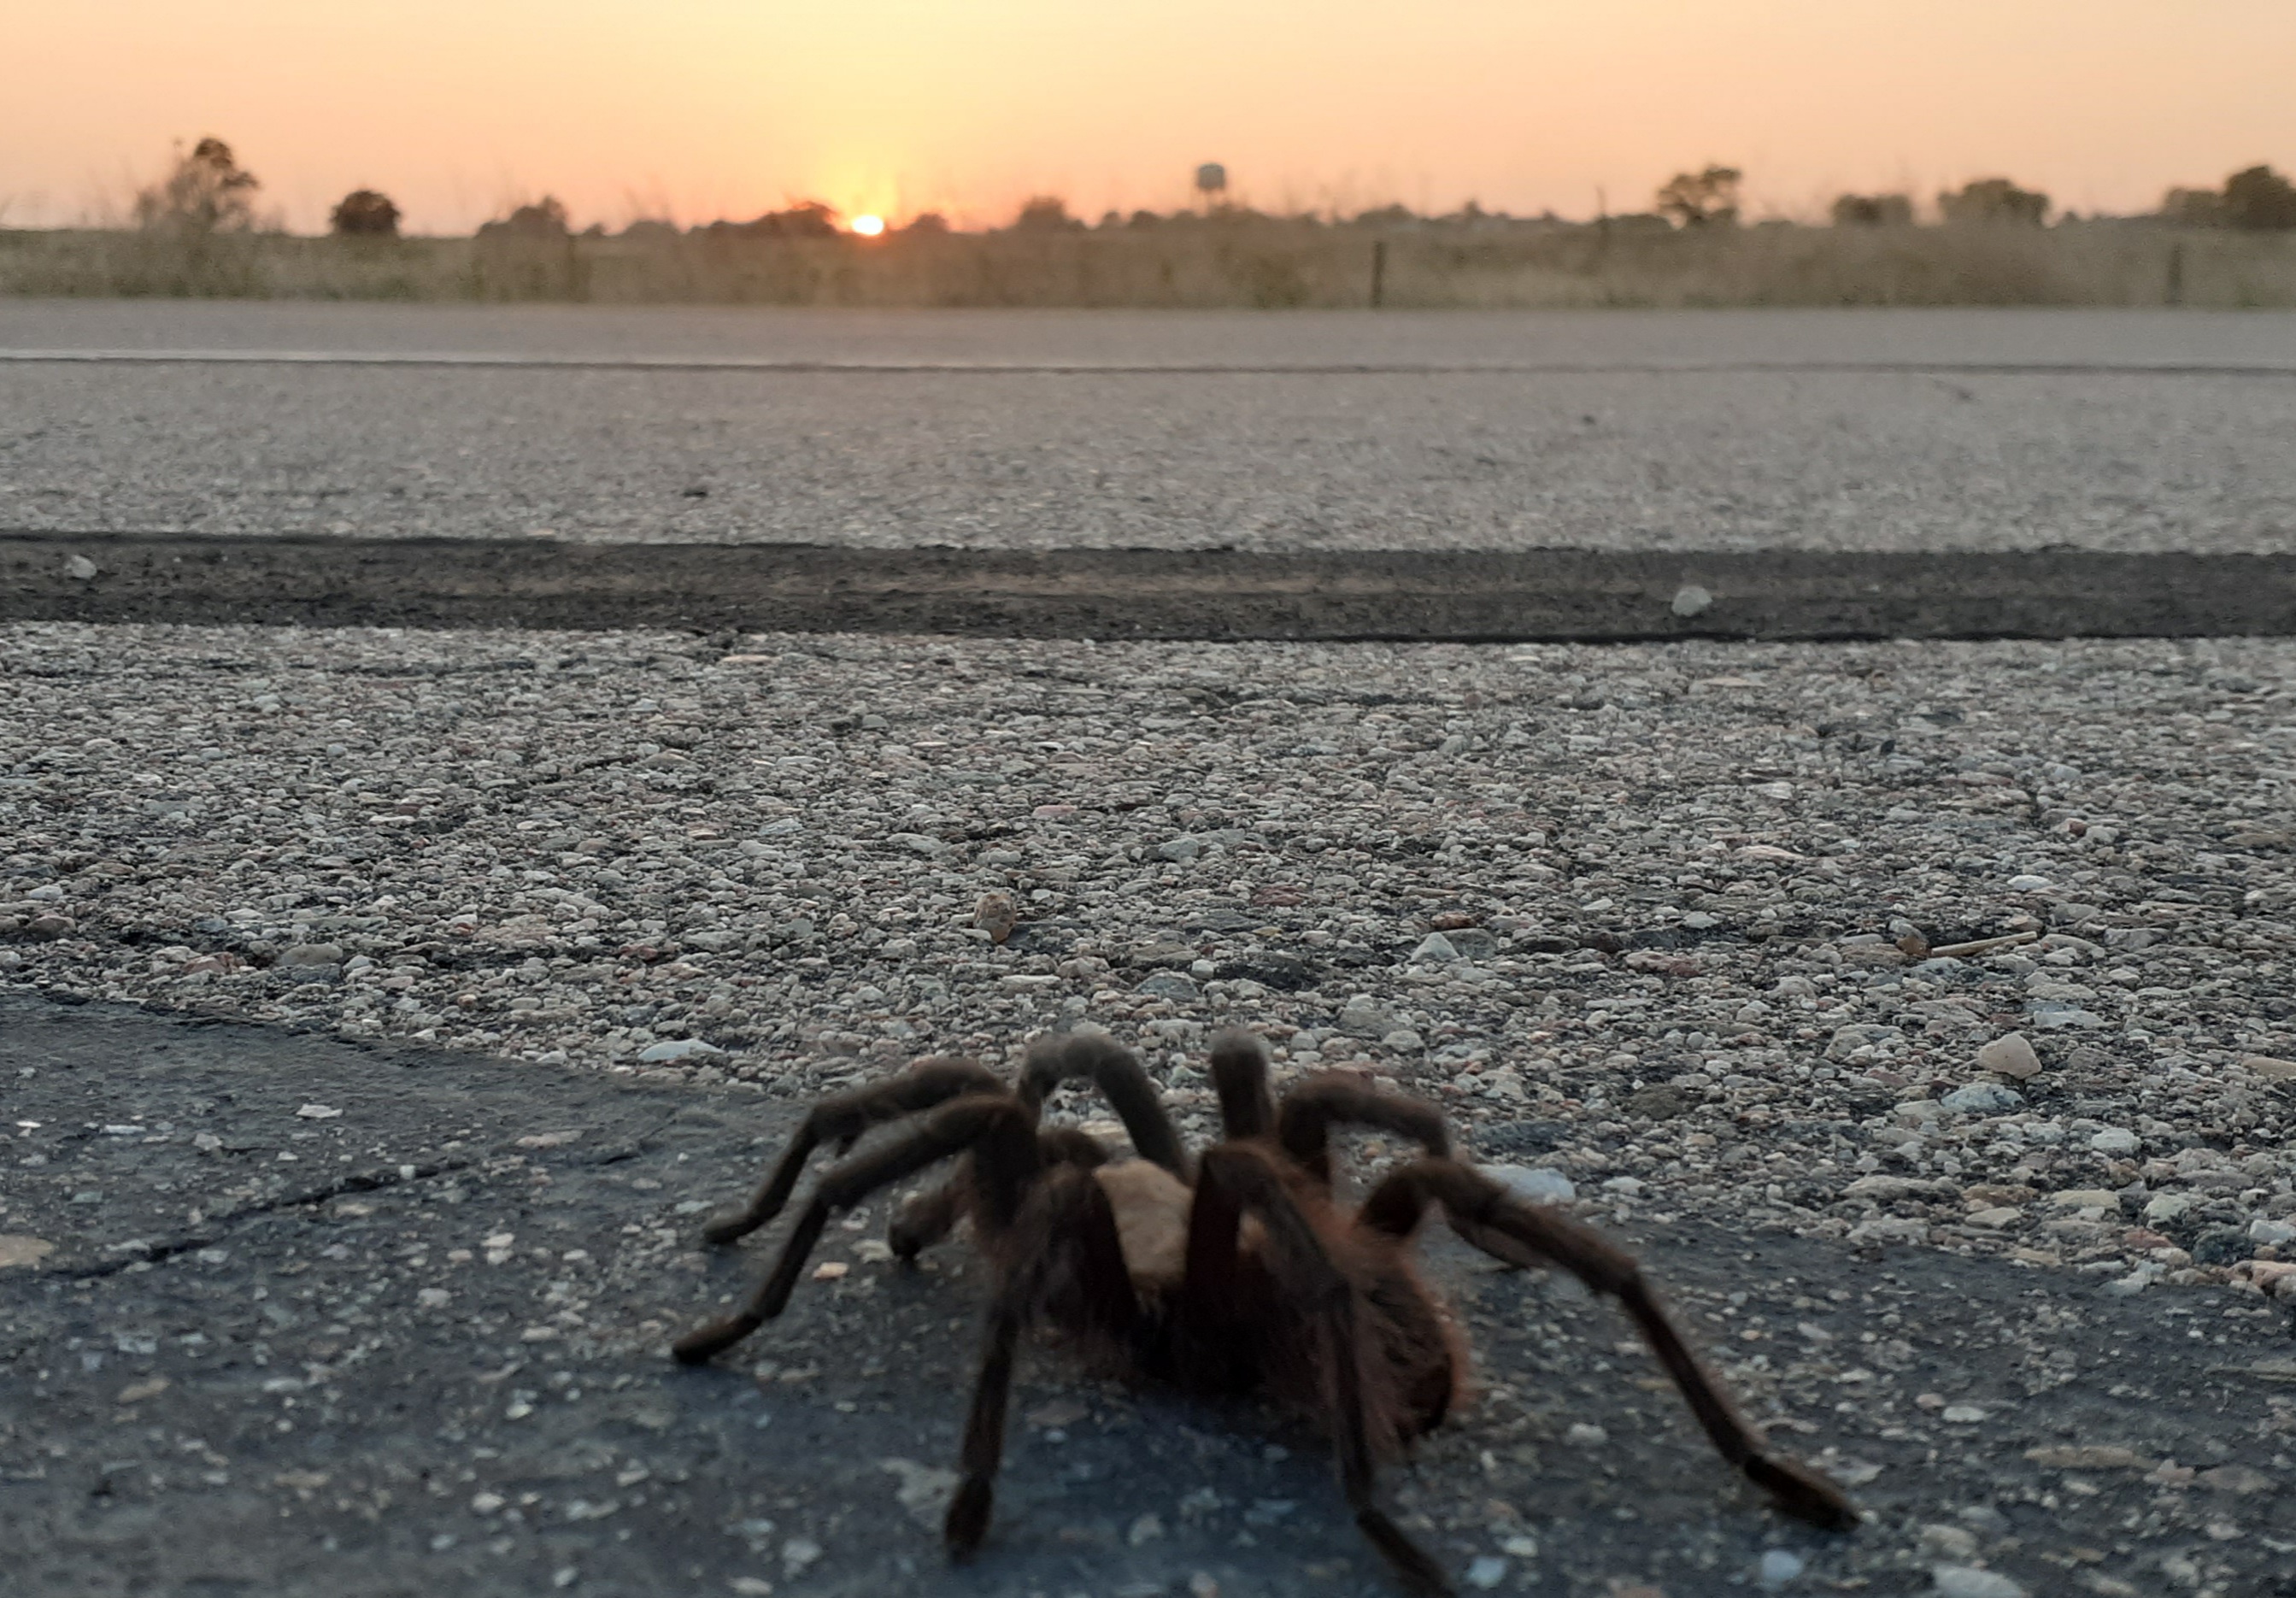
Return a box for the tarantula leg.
[674,1094,1038,1364]
[1192,1148,1456,1597]
[889,1127,1107,1263]
[1276,1073,1453,1189]
[1208,1028,1277,1140]
[1017,1033,1190,1178]
[888,1177,964,1261]
[696,1057,1002,1246]
[946,1165,1137,1558]
[1357,1160,1859,1531]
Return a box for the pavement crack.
[58,1155,482,1279]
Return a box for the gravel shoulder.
[5,993,2292,1598]
[7,620,2296,1595]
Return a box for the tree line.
[121,138,2296,241]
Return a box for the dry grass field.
[3,218,2293,308]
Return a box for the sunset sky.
[5,1,2291,234]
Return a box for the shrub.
[1010,196,1082,232]
[134,137,261,234]
[2161,186,2226,226]
[1830,192,1914,227]
[1656,166,1742,228]
[479,197,571,238]
[330,189,401,237]
[1939,178,2049,226]
[702,202,837,239]
[2223,166,2296,231]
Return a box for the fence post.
[2165,241,2184,307]
[1369,238,1388,308]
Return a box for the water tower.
[1194,162,1228,213]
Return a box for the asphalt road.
[7,992,2293,1598]
[10,535,2296,641]
[3,303,2293,554]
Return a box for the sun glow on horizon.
[850,214,885,237]
[3,2,2292,233]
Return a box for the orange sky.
[5,1,2291,233]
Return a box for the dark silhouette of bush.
[620,218,678,243]
[901,211,950,235]
[330,189,400,237]
[135,137,261,234]
[1657,166,1741,227]
[1010,196,1082,232]
[702,202,838,239]
[1831,192,1914,227]
[1939,178,2049,226]
[2223,166,2296,231]
[1351,203,1418,228]
[479,197,572,238]
[2160,186,2226,226]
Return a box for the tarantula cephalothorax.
[672,1031,1855,1595]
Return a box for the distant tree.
[479,197,571,238]
[1010,196,1082,232]
[620,218,679,242]
[1352,203,1418,227]
[1938,177,2049,226]
[2223,165,2296,231]
[1830,192,1914,227]
[1656,165,1741,227]
[901,211,950,235]
[329,189,400,237]
[1125,209,1164,230]
[135,136,261,234]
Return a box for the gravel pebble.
[3,624,2295,1299]
[1975,1031,2042,1079]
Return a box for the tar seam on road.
[5,347,2296,377]
[7,531,2296,641]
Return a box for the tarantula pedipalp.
[672,1031,1856,1595]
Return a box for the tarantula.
[672,1031,1854,1594]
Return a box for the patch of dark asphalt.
[9,533,2296,643]
[3,991,2292,1598]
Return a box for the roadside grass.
[3,219,2292,308]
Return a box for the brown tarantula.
[672,1031,1854,1594]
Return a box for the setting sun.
[850,214,885,237]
